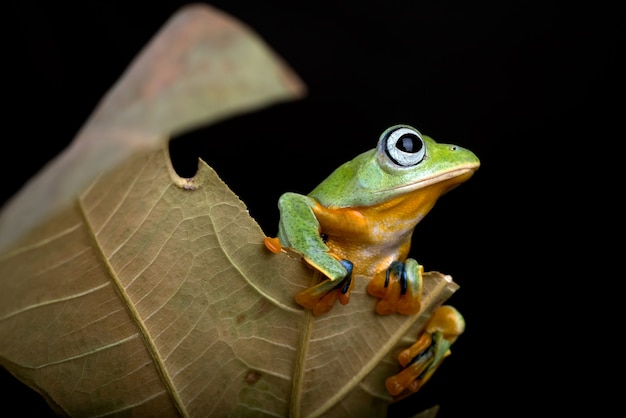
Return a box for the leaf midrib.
[78,193,188,418]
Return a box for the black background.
[2,1,620,417]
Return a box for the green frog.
[264,124,479,397]
[265,124,479,316]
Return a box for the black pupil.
[397,133,422,153]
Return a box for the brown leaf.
[0,4,457,417]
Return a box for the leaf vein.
[0,281,111,322]
[90,388,168,418]
[27,334,139,369]
[309,327,358,343]
[0,222,82,261]
[239,335,297,352]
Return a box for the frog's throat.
[374,164,479,194]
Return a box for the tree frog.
[264,124,480,316]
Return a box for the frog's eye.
[383,126,426,167]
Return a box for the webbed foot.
[367,258,423,315]
[386,305,465,396]
[295,260,354,316]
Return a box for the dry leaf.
[0,4,458,417]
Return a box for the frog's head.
[370,124,480,195]
[311,125,480,208]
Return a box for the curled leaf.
[0,3,305,254]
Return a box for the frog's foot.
[367,258,423,315]
[386,305,465,397]
[295,260,354,316]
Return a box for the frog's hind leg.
[295,260,354,316]
[367,258,423,315]
[386,305,465,396]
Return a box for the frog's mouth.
[377,164,480,194]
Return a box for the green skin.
[277,125,480,292]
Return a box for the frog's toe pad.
[295,288,338,316]
[367,259,423,315]
[386,333,436,396]
[386,362,428,397]
[263,236,283,253]
[295,260,354,316]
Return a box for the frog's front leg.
[386,305,465,397]
[273,192,354,315]
[367,258,423,315]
